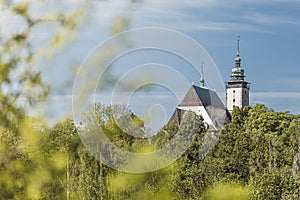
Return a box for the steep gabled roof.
[179,85,202,106]
[169,85,231,128]
[179,85,225,108]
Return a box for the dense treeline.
[2,1,298,199]
[1,103,299,199]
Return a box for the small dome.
[232,67,244,73]
[235,57,241,62]
[231,67,245,80]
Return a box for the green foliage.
[107,169,173,200]
[213,105,300,199]
[0,117,63,199]
[0,1,84,129]
[1,103,300,199]
[77,147,109,200]
[214,106,252,182]
[1,2,299,196]
[0,1,83,198]
[206,182,250,200]
[249,171,299,200]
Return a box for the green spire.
[235,35,241,68]
[200,62,205,87]
[230,36,245,82]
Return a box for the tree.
[169,111,211,199]
[0,1,83,199]
[249,171,298,200]
[40,118,81,200]
[0,1,82,129]
[214,106,252,182]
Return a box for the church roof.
[169,85,231,129]
[179,85,225,108]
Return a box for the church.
[168,37,250,130]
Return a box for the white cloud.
[87,0,133,25]
[250,92,300,114]
[125,1,270,34]
[251,92,300,99]
[243,13,300,26]
[175,21,273,34]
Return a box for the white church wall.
[177,106,216,129]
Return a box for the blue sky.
[48,0,300,124]
[2,0,299,124]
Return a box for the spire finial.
[200,61,205,87]
[237,35,240,56]
[235,35,241,68]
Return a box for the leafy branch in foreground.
[0,1,83,128]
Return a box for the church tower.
[226,36,250,112]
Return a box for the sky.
[1,0,300,126]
